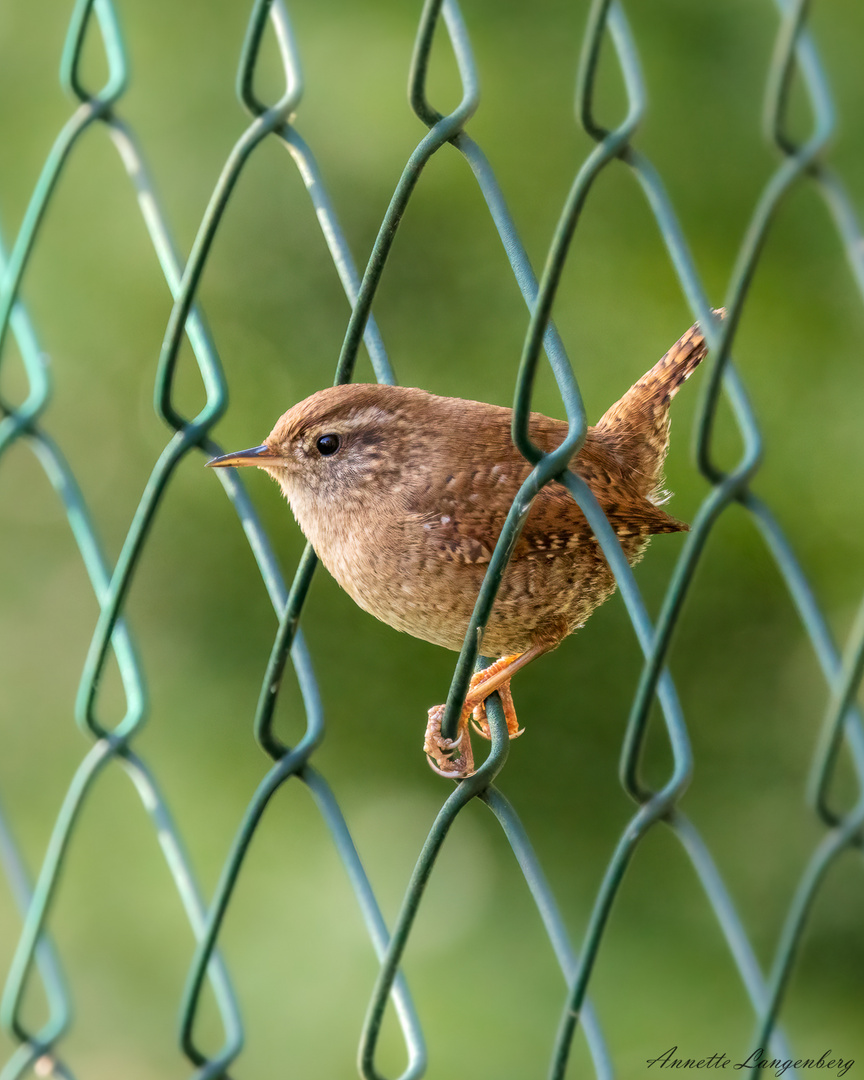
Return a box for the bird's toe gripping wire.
[423,653,533,778]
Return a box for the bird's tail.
[628,311,722,407]
[596,310,722,502]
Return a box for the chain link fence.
[1,0,863,1077]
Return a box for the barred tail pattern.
[595,314,719,502]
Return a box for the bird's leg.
[467,647,548,740]
[471,678,520,741]
[423,642,552,777]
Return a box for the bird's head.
[206,383,420,512]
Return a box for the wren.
[207,318,712,778]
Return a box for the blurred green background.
[1,0,863,1076]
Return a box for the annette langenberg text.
[646,1046,854,1077]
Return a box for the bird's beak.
[205,444,275,468]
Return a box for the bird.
[207,316,714,778]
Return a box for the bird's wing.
[404,428,686,567]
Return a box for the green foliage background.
[1,1,863,1076]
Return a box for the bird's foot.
[470,685,524,742]
[466,658,525,742]
[424,704,476,778]
[424,656,532,777]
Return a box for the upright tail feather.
[595,310,722,501]
[629,310,723,404]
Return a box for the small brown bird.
[207,319,711,777]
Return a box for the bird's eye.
[315,433,341,456]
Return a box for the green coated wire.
[174,3,425,1070]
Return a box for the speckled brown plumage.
[207,316,714,777]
